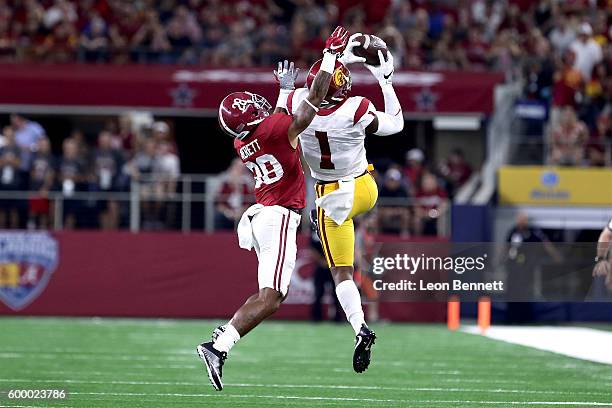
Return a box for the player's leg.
[197,207,300,390]
[316,173,378,333]
[317,180,377,372]
[319,215,377,373]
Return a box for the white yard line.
[0,379,608,397]
[65,392,612,406]
[464,326,612,365]
[0,406,72,408]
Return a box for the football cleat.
[353,324,376,373]
[196,342,227,391]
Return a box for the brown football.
[352,34,389,66]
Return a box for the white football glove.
[365,50,395,86]
[338,32,367,65]
[273,60,299,90]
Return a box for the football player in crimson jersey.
[277,35,404,373]
[196,26,349,392]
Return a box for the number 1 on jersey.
[315,131,335,170]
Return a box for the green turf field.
[0,317,611,407]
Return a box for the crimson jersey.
[234,113,306,209]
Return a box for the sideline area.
[464,325,612,365]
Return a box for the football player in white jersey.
[274,35,403,373]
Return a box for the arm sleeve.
[607,218,612,231]
[353,98,377,130]
[373,83,403,136]
[287,88,308,116]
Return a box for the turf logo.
[0,232,58,311]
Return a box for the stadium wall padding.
[0,231,445,322]
[451,205,492,242]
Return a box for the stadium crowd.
[214,146,466,236]
[0,1,609,154]
[0,114,180,230]
[0,0,610,233]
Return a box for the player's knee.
[331,266,354,286]
[259,288,283,313]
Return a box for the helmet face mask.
[307,59,351,107]
[218,91,272,140]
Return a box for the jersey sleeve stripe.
[353,97,372,126]
[287,90,296,115]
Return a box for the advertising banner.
[498,166,612,206]
[0,64,502,114]
[0,231,445,322]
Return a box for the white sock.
[335,280,366,335]
[212,323,240,353]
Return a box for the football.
[352,34,389,66]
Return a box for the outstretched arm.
[273,60,299,114]
[364,50,404,136]
[287,26,349,147]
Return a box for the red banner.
[0,231,444,322]
[0,64,503,114]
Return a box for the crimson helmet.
[306,59,351,105]
[218,91,272,140]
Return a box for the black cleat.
[196,342,226,391]
[353,324,376,373]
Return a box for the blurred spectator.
[43,0,76,30]
[214,158,254,230]
[39,20,77,61]
[403,148,424,187]
[377,167,410,237]
[0,127,6,148]
[11,114,45,170]
[58,138,85,229]
[79,14,110,62]
[523,35,554,101]
[28,137,55,229]
[569,23,602,82]
[548,107,588,165]
[587,112,611,167]
[0,126,23,228]
[0,0,606,82]
[438,148,473,196]
[128,138,158,229]
[504,211,560,322]
[92,131,124,230]
[548,14,575,54]
[414,171,447,236]
[105,116,136,153]
[550,49,583,125]
[152,140,180,228]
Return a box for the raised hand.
[324,26,349,56]
[274,60,299,91]
[339,32,367,65]
[365,50,395,85]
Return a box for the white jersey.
[288,88,376,181]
